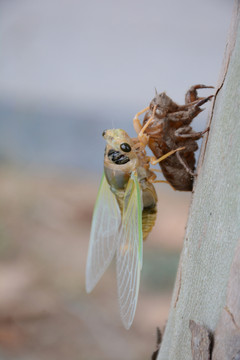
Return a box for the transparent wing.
[86,173,121,293]
[117,171,143,329]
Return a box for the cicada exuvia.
[85,125,183,329]
[133,85,214,191]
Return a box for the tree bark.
[157,1,240,359]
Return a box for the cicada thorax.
[103,129,157,239]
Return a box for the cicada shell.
[134,85,214,191]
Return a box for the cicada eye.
[120,143,131,152]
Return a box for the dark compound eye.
[120,143,131,152]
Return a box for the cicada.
[85,128,182,329]
[133,85,214,191]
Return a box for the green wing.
[116,171,143,329]
[86,173,121,293]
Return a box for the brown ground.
[0,167,191,360]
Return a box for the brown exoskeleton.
[133,85,214,191]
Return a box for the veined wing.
[86,173,121,293]
[117,171,143,329]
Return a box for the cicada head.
[150,92,178,117]
[102,129,139,191]
[103,129,138,166]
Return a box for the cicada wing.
[116,172,143,329]
[86,173,121,293]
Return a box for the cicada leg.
[175,126,209,140]
[185,84,214,104]
[139,106,156,135]
[151,169,162,173]
[134,105,157,147]
[150,146,185,165]
[153,180,177,191]
[148,147,185,190]
[133,106,150,134]
[176,152,196,177]
[148,172,176,190]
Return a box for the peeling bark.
[189,320,212,360]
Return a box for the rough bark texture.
[212,240,240,359]
[157,1,240,359]
[189,320,211,360]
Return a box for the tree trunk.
[157,1,240,359]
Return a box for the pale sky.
[0,0,234,110]
[0,0,234,171]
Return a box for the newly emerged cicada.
[86,127,183,329]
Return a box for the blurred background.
[0,0,233,359]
